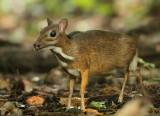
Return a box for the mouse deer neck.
[58,34,71,50]
[50,34,74,67]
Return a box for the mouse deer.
[33,18,146,110]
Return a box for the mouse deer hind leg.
[80,70,88,110]
[129,68,147,96]
[67,76,76,110]
[118,69,147,103]
[118,71,129,103]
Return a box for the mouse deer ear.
[58,18,68,33]
[47,17,53,25]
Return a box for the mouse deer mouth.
[34,46,47,51]
[34,46,40,51]
[33,44,54,51]
[33,42,43,51]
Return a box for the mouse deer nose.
[33,42,40,50]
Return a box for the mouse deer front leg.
[67,76,76,110]
[80,70,88,110]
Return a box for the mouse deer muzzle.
[33,41,41,51]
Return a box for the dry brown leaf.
[26,96,45,105]
[83,108,102,115]
[60,97,88,106]
[0,77,11,91]
[0,102,22,116]
[22,79,35,92]
[101,87,120,95]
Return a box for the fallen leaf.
[22,79,35,92]
[101,87,120,95]
[0,77,11,91]
[88,101,106,108]
[0,102,22,116]
[83,108,102,115]
[26,96,45,105]
[60,97,88,106]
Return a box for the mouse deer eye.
[50,30,56,37]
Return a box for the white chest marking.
[54,55,67,67]
[68,69,80,77]
[45,46,74,60]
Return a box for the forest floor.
[0,66,160,116]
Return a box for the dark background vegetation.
[0,0,159,44]
[0,0,160,73]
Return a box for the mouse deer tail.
[129,50,138,72]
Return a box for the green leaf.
[138,57,155,69]
[148,104,154,108]
[138,58,145,64]
[88,101,106,108]
[148,78,160,83]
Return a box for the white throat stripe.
[54,54,67,67]
[44,46,74,60]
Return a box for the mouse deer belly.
[88,53,118,74]
[89,62,118,75]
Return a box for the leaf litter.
[0,67,160,115]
